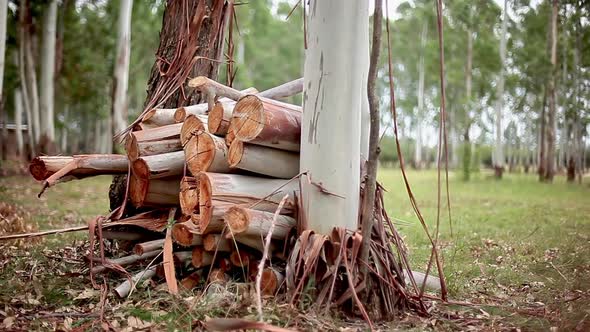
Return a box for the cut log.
[173,251,193,266]
[193,203,229,234]
[231,95,301,152]
[30,156,74,180]
[229,249,251,268]
[180,271,201,290]
[185,131,231,175]
[208,268,229,284]
[114,267,156,298]
[141,107,178,127]
[226,234,277,253]
[188,76,302,104]
[191,246,214,268]
[228,141,299,179]
[30,155,128,194]
[132,150,185,179]
[198,173,297,228]
[179,176,199,215]
[173,103,208,123]
[224,206,295,240]
[133,239,165,256]
[129,175,180,208]
[132,123,183,142]
[171,221,203,247]
[203,233,232,252]
[258,267,284,296]
[258,78,304,100]
[91,250,160,275]
[126,135,182,161]
[207,100,235,135]
[180,114,209,146]
[225,122,236,147]
[174,87,258,123]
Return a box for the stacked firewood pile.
[29,77,304,298]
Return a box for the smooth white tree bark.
[301,0,368,234]
[359,8,370,160]
[493,0,508,170]
[40,0,57,142]
[15,89,24,156]
[112,0,133,137]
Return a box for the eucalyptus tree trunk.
[493,0,508,178]
[414,21,427,170]
[301,0,368,234]
[15,89,24,157]
[20,1,41,148]
[0,0,6,160]
[574,13,583,183]
[463,26,473,180]
[39,0,57,150]
[112,0,133,140]
[544,0,558,182]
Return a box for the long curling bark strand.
[359,0,382,280]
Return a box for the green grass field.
[0,170,588,330]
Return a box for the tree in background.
[39,0,57,153]
[111,0,133,151]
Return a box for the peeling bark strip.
[231,95,302,152]
[30,155,129,181]
[120,0,229,138]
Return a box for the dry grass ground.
[0,169,588,330]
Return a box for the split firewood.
[225,122,236,148]
[132,150,185,180]
[228,141,299,179]
[133,239,166,256]
[198,173,297,225]
[129,175,180,208]
[224,206,295,240]
[184,131,231,175]
[114,267,156,298]
[180,114,208,146]
[191,246,214,268]
[231,95,301,152]
[180,271,201,290]
[179,177,199,215]
[171,221,203,247]
[91,250,161,275]
[30,155,128,195]
[207,100,236,136]
[203,233,232,252]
